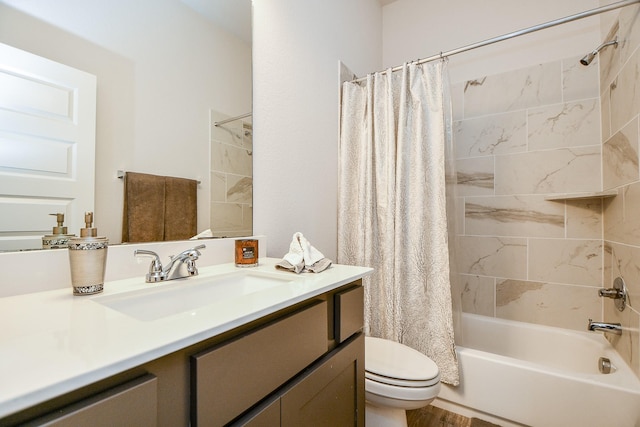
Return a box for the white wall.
[382,0,604,84]
[252,0,383,259]
[0,0,251,243]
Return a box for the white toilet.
[365,336,441,427]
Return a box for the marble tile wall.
[209,110,253,237]
[455,4,640,378]
[600,4,640,379]
[453,55,604,332]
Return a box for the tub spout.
[588,319,622,335]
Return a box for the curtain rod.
[351,0,640,83]
[214,112,252,127]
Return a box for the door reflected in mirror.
[0,0,252,251]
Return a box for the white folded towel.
[276,232,332,273]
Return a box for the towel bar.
[117,170,201,185]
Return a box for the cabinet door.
[23,374,157,427]
[191,300,328,426]
[280,333,364,427]
[233,398,280,427]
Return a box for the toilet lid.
[365,336,439,387]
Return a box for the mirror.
[0,0,252,251]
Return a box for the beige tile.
[451,81,465,121]
[494,146,601,195]
[599,21,621,94]
[212,143,252,176]
[609,242,640,313]
[604,182,640,246]
[619,4,640,66]
[465,195,565,238]
[604,303,640,380]
[456,157,494,196]
[603,241,613,291]
[603,298,625,364]
[528,239,603,287]
[210,141,225,172]
[610,48,640,134]
[456,196,465,235]
[454,111,526,158]
[562,56,600,102]
[226,175,252,204]
[603,244,639,374]
[566,199,602,239]
[631,308,640,379]
[463,62,562,118]
[211,111,245,146]
[603,117,639,190]
[603,189,625,242]
[496,279,601,330]
[459,274,495,316]
[210,202,244,231]
[601,86,611,140]
[210,171,226,202]
[528,99,600,150]
[457,235,527,279]
[241,122,253,150]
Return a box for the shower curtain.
[338,61,460,385]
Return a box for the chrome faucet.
[587,319,622,336]
[134,244,206,283]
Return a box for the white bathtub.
[436,313,640,427]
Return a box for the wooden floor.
[407,406,501,427]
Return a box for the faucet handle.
[178,244,206,260]
[184,244,205,275]
[134,249,165,282]
[189,244,206,257]
[599,277,627,312]
[170,244,206,259]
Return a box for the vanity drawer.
[23,374,157,427]
[191,300,328,426]
[335,284,364,343]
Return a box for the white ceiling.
[180,0,252,44]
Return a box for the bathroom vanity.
[0,258,372,426]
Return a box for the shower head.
[580,37,618,66]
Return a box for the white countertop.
[0,258,372,419]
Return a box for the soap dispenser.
[42,213,75,249]
[67,212,108,295]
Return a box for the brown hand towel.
[122,172,165,242]
[164,176,197,241]
[122,172,197,243]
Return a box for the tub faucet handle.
[599,288,623,298]
[598,277,627,311]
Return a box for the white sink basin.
[92,270,296,321]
